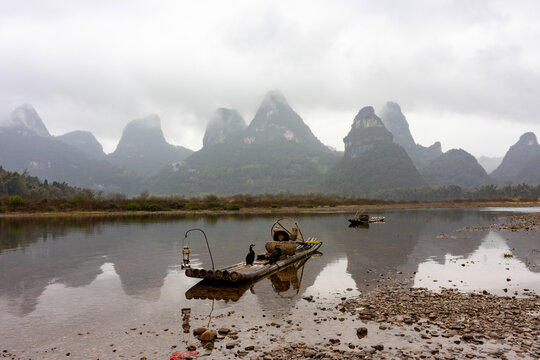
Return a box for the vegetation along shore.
[2,167,540,218]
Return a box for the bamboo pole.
[214,270,223,280]
[222,271,230,281]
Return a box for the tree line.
[1,167,538,213]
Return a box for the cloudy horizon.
[1,0,539,157]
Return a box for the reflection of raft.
[185,279,254,302]
[186,255,316,301]
[185,255,314,301]
[185,242,322,283]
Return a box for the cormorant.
[245,244,255,265]
[267,244,282,265]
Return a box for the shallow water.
[0,209,538,358]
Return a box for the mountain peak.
[351,106,386,129]
[491,131,540,183]
[203,108,246,147]
[517,132,538,147]
[244,91,326,148]
[9,104,50,137]
[262,90,288,106]
[421,148,490,189]
[379,101,442,168]
[56,130,106,159]
[344,106,393,158]
[109,114,192,176]
[380,101,415,149]
[119,114,165,146]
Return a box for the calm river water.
[0,209,539,358]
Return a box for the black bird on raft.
[245,244,255,265]
[267,244,282,265]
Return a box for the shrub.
[185,203,199,210]
[225,204,241,211]
[170,201,186,209]
[141,203,163,212]
[8,195,25,207]
[271,204,280,208]
[206,202,222,209]
[125,202,141,211]
[298,202,314,208]
[59,202,73,210]
[105,203,119,210]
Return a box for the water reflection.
[414,231,540,295]
[304,257,359,297]
[0,210,538,324]
[185,256,316,302]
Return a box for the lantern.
[182,245,191,269]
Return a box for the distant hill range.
[1,96,539,196]
[0,105,140,193]
[151,91,338,194]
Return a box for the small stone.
[193,327,208,336]
[356,327,368,339]
[199,329,217,342]
[218,327,230,335]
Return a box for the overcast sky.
[1,0,539,157]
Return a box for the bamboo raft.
[185,240,322,283]
[185,256,312,301]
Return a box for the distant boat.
[348,211,385,226]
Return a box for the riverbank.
[250,284,540,359]
[1,199,539,219]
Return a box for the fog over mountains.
[1,92,539,196]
